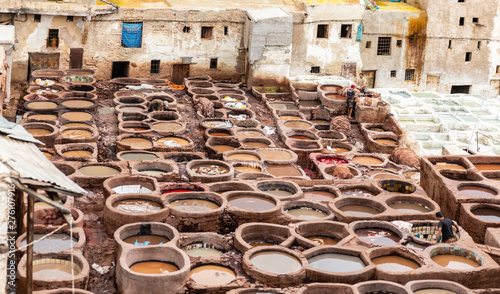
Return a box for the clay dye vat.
[61,112,93,121]
[78,165,120,176]
[61,129,92,139]
[202,120,232,128]
[250,251,302,274]
[190,265,236,286]
[62,150,92,157]
[356,229,400,245]
[120,138,153,149]
[352,156,383,165]
[374,139,398,146]
[303,191,336,202]
[29,114,57,120]
[112,199,162,213]
[112,185,152,194]
[306,236,338,246]
[372,173,401,180]
[339,205,380,216]
[472,208,500,222]
[227,153,260,161]
[280,115,302,120]
[27,101,58,110]
[61,100,95,108]
[156,137,189,147]
[324,93,346,100]
[27,128,52,136]
[213,145,237,153]
[20,233,77,252]
[308,253,365,273]
[43,152,53,159]
[458,185,497,198]
[234,164,262,173]
[139,169,167,176]
[169,199,219,212]
[310,119,329,125]
[284,121,312,129]
[371,255,420,272]
[244,141,270,148]
[317,157,348,164]
[162,189,193,194]
[209,132,232,137]
[286,207,327,219]
[192,164,229,175]
[261,189,293,197]
[120,152,158,160]
[257,149,293,161]
[289,135,314,141]
[151,122,183,132]
[431,255,480,270]
[63,123,92,128]
[237,130,264,138]
[184,243,224,257]
[389,201,430,213]
[473,163,500,171]
[123,235,169,246]
[33,259,81,279]
[129,261,178,274]
[435,162,466,170]
[249,241,275,247]
[328,147,350,154]
[228,195,275,211]
[266,165,302,177]
[414,289,457,294]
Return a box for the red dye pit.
[162,189,193,194]
[317,157,348,164]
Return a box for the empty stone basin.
[234,223,295,252]
[201,118,232,129]
[458,184,497,198]
[54,163,76,177]
[78,164,121,177]
[117,151,159,161]
[379,179,416,194]
[255,180,302,201]
[189,264,236,286]
[218,88,245,96]
[163,152,205,163]
[62,92,97,100]
[430,247,482,270]
[191,88,216,95]
[178,232,228,258]
[119,112,148,122]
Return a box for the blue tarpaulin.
[122,22,142,48]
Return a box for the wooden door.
[426,74,440,92]
[70,48,83,69]
[361,70,376,88]
[341,62,357,82]
[27,52,59,80]
[172,64,190,85]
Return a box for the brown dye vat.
[472,208,500,222]
[228,154,260,161]
[286,208,327,219]
[120,138,153,149]
[372,256,420,272]
[389,202,430,213]
[234,165,262,173]
[192,164,229,175]
[284,121,312,129]
[321,85,341,92]
[33,261,80,279]
[310,119,329,125]
[61,129,92,138]
[78,165,120,176]
[130,261,178,274]
[353,156,383,165]
[372,173,401,180]
[325,93,346,100]
[170,199,219,212]
[213,145,237,152]
[157,137,189,147]
[62,150,92,157]
[299,100,321,107]
[20,233,77,252]
[27,129,52,136]
[125,127,148,132]
[267,165,302,177]
[474,163,500,170]
[304,191,336,202]
[306,236,338,246]
[374,139,398,146]
[245,142,269,148]
[356,228,400,245]
[250,251,302,274]
[202,120,232,128]
[262,189,293,197]
[151,122,183,132]
[123,235,169,245]
[458,186,496,197]
[340,205,380,216]
[289,135,314,140]
[431,255,480,270]
[190,265,236,286]
[249,241,275,247]
[27,101,58,109]
[121,152,158,160]
[63,123,92,127]
[308,253,365,273]
[341,189,374,197]
[210,132,231,137]
[280,116,302,120]
[61,100,94,108]
[29,114,57,120]
[43,152,53,159]
[119,106,144,112]
[61,112,92,121]
[112,199,162,213]
[257,149,292,161]
[237,130,264,138]
[228,195,275,211]
[435,162,466,170]
[414,290,457,294]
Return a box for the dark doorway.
[362,70,376,88]
[450,85,471,94]
[172,64,190,85]
[27,52,60,81]
[112,61,130,79]
[69,48,83,69]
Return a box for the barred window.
[151,60,160,74]
[377,37,391,56]
[365,41,371,48]
[311,66,320,74]
[405,69,415,81]
[390,70,397,78]
[47,29,59,48]
[210,58,218,69]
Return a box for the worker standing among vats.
[346,84,356,120]
[356,73,368,93]
[431,212,461,244]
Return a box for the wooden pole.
[26,194,34,294]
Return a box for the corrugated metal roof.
[0,117,86,195]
